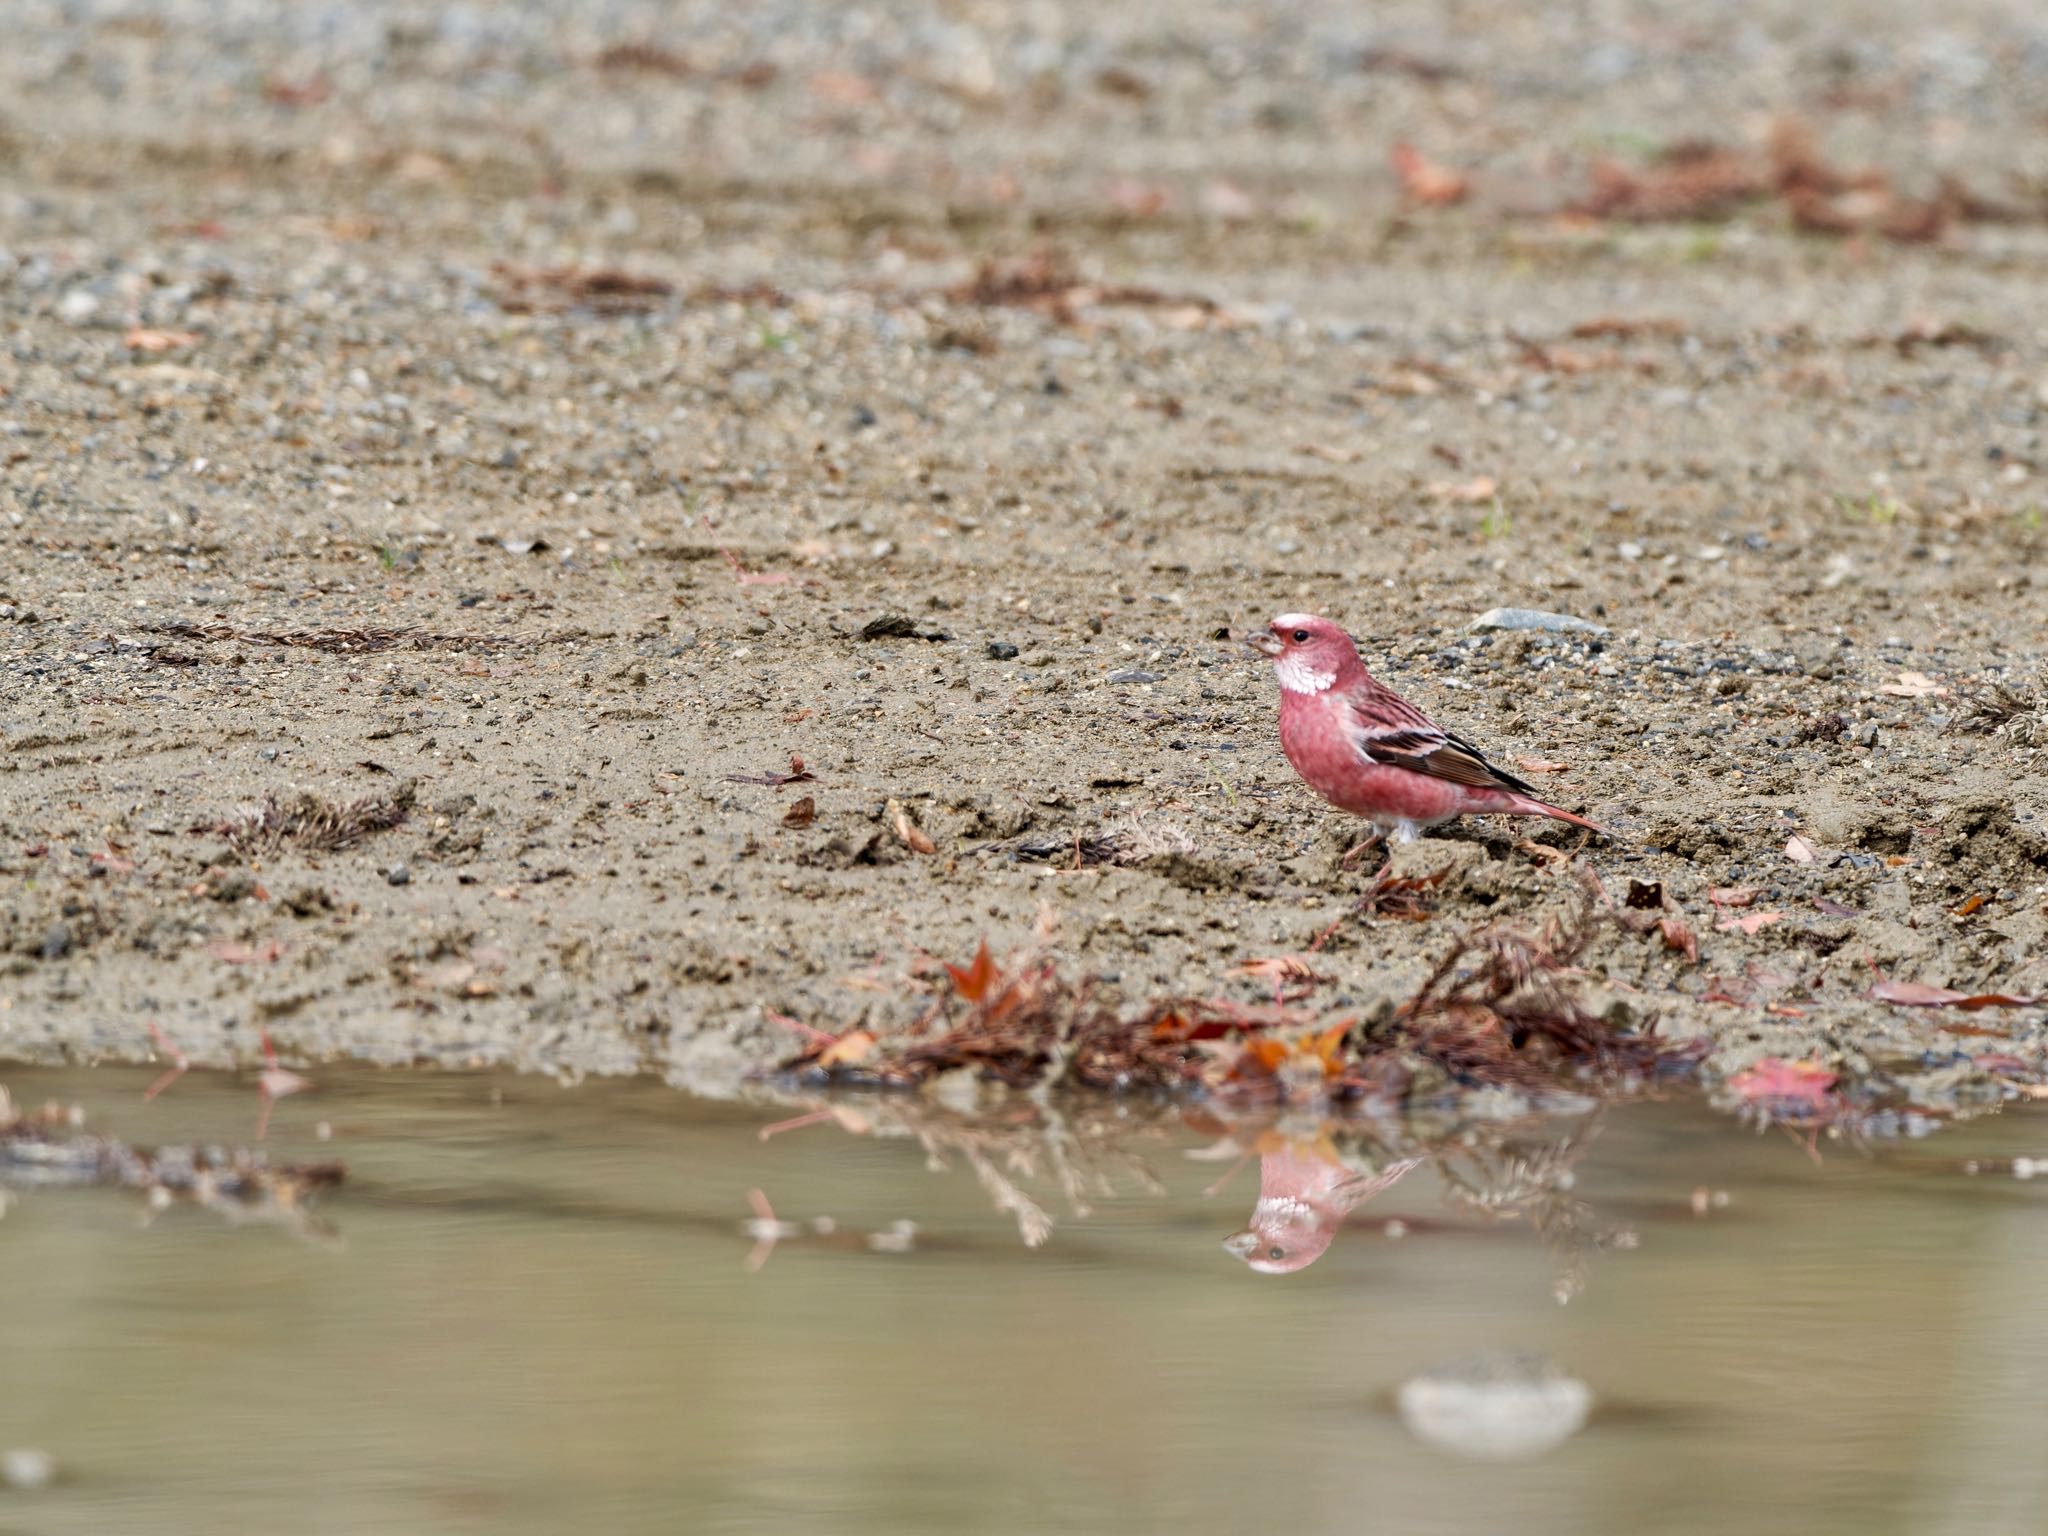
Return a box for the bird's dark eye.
[1268,1246,1285,1261]
[1291,629,1309,644]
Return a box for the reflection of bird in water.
[1220,1134,1421,1275]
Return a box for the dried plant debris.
[1790,710,1850,745]
[491,263,676,314]
[1955,675,2046,746]
[220,781,415,856]
[1551,114,2033,241]
[1373,900,1699,1092]
[0,1089,343,1237]
[942,245,1214,327]
[140,620,546,656]
[771,907,1696,1105]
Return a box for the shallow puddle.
[0,1067,2040,1534]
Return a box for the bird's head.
[1221,1213,1340,1275]
[1245,613,1360,695]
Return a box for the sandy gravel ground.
[3,0,2046,1111]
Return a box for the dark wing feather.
[1343,691,1539,797]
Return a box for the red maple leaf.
[945,940,1001,1004]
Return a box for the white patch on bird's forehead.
[1271,612,1317,630]
[1274,654,1337,694]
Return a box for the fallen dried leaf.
[1391,142,1468,206]
[1231,955,1329,986]
[205,939,286,964]
[1625,879,1664,911]
[1709,887,1758,908]
[782,796,817,828]
[726,754,816,787]
[1880,670,1949,698]
[1586,141,1766,222]
[1716,910,1786,936]
[1103,178,1171,218]
[808,70,878,105]
[1513,756,1568,773]
[124,327,201,353]
[1569,316,1685,340]
[1426,474,1498,503]
[1658,916,1699,963]
[262,73,331,107]
[1951,894,1987,918]
[1512,837,1573,867]
[595,41,695,76]
[1814,897,1861,917]
[889,799,936,856]
[945,940,1001,1004]
[1784,835,1818,864]
[491,263,674,314]
[1867,979,2038,1009]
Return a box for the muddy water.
[0,1068,2039,1535]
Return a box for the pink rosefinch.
[1222,1136,1420,1274]
[1247,614,1608,848]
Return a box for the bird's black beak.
[1243,630,1283,658]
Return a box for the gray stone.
[1470,607,1609,635]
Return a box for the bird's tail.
[1508,795,1611,838]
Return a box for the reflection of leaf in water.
[1429,1113,1632,1303]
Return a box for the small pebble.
[385,865,411,887]
[985,641,1019,659]
[1108,669,1161,684]
[2,1448,54,1489]
[1396,1351,1592,1461]
[38,923,72,961]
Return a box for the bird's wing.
[1341,686,1539,797]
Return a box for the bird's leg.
[1338,829,1385,868]
[252,1028,310,1141]
[743,1187,800,1272]
[143,1022,189,1101]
